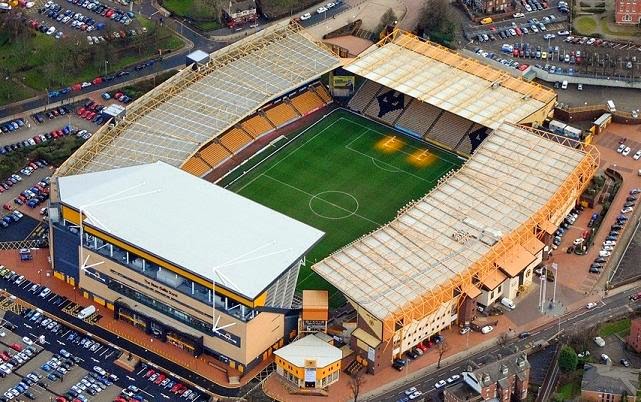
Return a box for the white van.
[501,297,516,310]
[561,80,568,90]
[607,100,616,112]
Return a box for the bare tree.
[437,341,449,369]
[496,333,509,347]
[349,368,366,402]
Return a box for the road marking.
[56,340,65,346]
[126,375,136,382]
[24,324,32,329]
[99,348,108,357]
[160,393,170,399]
[136,367,147,375]
[91,357,99,363]
[104,351,114,359]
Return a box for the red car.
[143,369,154,378]
[170,383,182,393]
[86,111,96,120]
[114,91,123,99]
[154,374,166,384]
[92,77,103,85]
[9,343,22,352]
[56,397,67,402]
[0,351,9,361]
[512,48,519,57]
[105,8,114,17]
[77,107,86,116]
[71,83,82,91]
[33,136,42,144]
[81,110,91,119]
[3,203,12,211]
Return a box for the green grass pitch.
[227,109,463,305]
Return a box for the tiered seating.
[199,142,232,168]
[425,112,474,149]
[182,156,211,176]
[396,101,442,136]
[348,80,382,113]
[291,91,325,115]
[314,85,332,104]
[264,102,299,128]
[364,88,409,125]
[220,128,253,153]
[456,125,489,155]
[241,115,273,138]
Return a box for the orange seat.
[242,115,273,138]
[220,128,252,153]
[199,142,232,168]
[264,103,298,128]
[181,157,211,176]
[291,91,325,115]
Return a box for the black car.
[589,266,601,273]
[518,332,531,339]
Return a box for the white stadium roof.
[58,162,324,300]
[313,123,589,321]
[274,334,342,368]
[344,31,556,130]
[56,21,341,177]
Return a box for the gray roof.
[56,21,340,177]
[313,123,587,321]
[58,161,324,300]
[582,363,640,395]
[473,352,530,387]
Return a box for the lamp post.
[104,60,109,77]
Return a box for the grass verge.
[574,16,597,35]
[599,318,631,337]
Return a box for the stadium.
[47,21,599,383]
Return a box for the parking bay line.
[99,348,108,357]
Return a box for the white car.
[513,12,525,17]
[93,366,107,376]
[316,6,327,13]
[434,380,447,389]
[634,150,641,160]
[604,240,616,246]
[300,12,311,20]
[81,82,92,88]
[25,1,34,7]
[481,325,494,334]
[622,207,634,214]
[409,391,423,400]
[623,146,632,156]
[594,336,606,347]
[525,4,532,11]
[46,26,56,35]
[573,238,584,245]
[557,30,570,35]
[405,387,418,396]
[22,336,33,346]
[586,302,597,309]
[460,326,471,335]
[599,250,611,257]
[447,374,461,383]
[601,353,610,362]
[602,245,614,252]
[617,143,626,153]
[578,350,590,358]
[326,2,336,8]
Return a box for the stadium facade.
[49,161,324,372]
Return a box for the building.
[628,318,641,353]
[581,363,639,402]
[223,0,257,28]
[615,0,641,24]
[49,161,324,374]
[300,290,329,335]
[274,333,342,390]
[444,353,530,401]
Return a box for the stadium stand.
[314,85,332,104]
[291,91,326,116]
[241,115,274,138]
[264,102,299,128]
[395,100,442,136]
[425,112,475,149]
[364,87,410,125]
[456,125,490,155]
[182,156,212,176]
[220,128,253,153]
[348,80,383,113]
[199,142,232,168]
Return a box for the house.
[615,0,641,24]
[223,0,257,28]
[444,353,530,401]
[581,363,639,402]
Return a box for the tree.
[375,8,397,35]
[417,0,455,46]
[496,333,509,347]
[559,345,578,372]
[349,369,366,402]
[437,341,449,369]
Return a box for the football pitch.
[227,109,463,305]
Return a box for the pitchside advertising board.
[330,74,355,97]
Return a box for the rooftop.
[274,334,342,368]
[57,162,324,300]
[56,21,341,177]
[582,363,640,395]
[313,123,591,321]
[343,31,556,130]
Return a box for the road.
[370,286,639,402]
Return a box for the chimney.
[483,372,490,384]
[500,364,508,375]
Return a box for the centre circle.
[308,191,359,220]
